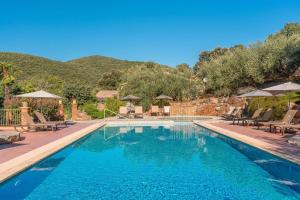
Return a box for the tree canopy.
[0,23,300,107]
[194,23,300,96]
[119,63,203,109]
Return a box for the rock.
[170,97,247,116]
[0,131,20,144]
[210,97,219,104]
[77,112,92,121]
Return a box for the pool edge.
[193,120,300,165]
[0,122,105,183]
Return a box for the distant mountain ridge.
[0,52,169,88]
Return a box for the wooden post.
[71,99,78,121]
[20,101,29,127]
[58,100,65,120]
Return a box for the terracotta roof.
[96,90,119,99]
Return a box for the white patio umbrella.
[14,90,62,99]
[155,94,173,108]
[121,95,141,112]
[155,94,173,100]
[238,89,273,109]
[14,90,62,113]
[263,82,300,108]
[120,95,141,101]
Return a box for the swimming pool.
[1,122,300,199]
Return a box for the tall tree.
[0,62,15,108]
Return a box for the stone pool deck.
[0,122,105,183]
[194,120,300,165]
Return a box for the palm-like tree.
[0,62,15,108]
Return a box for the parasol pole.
[288,92,291,109]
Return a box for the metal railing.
[0,109,21,126]
[104,109,126,120]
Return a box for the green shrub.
[105,97,124,112]
[63,84,94,106]
[248,92,300,119]
[83,102,104,119]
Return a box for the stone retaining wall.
[170,96,246,116]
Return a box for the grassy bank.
[248,92,300,119]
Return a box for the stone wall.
[170,96,246,116]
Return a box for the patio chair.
[163,106,171,116]
[252,108,274,129]
[34,111,68,128]
[134,106,143,118]
[263,110,298,135]
[14,112,59,132]
[233,108,262,125]
[240,108,272,127]
[226,107,242,121]
[118,106,128,119]
[221,106,236,119]
[150,105,159,116]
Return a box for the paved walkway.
[196,120,300,164]
[0,122,95,164]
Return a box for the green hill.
[0,52,165,88]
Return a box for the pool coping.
[106,120,175,126]
[0,122,105,183]
[194,120,300,165]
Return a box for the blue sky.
[1,0,300,67]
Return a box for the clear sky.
[1,0,300,67]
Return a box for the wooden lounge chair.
[252,108,274,129]
[150,105,159,116]
[263,110,298,134]
[226,107,242,121]
[134,106,143,118]
[14,112,59,132]
[233,108,263,125]
[34,111,67,128]
[221,106,236,119]
[240,108,273,127]
[118,106,128,119]
[163,106,171,116]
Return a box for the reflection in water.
[2,123,300,200]
[135,127,143,134]
[76,124,300,195]
[77,124,207,165]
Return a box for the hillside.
[194,23,300,96]
[0,52,166,88]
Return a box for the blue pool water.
[1,123,300,200]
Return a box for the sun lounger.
[150,105,159,116]
[252,108,274,129]
[119,106,128,118]
[227,107,243,121]
[34,111,68,128]
[241,108,273,128]
[14,112,59,132]
[233,108,263,125]
[163,106,171,116]
[221,106,236,119]
[263,110,298,134]
[134,106,143,118]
